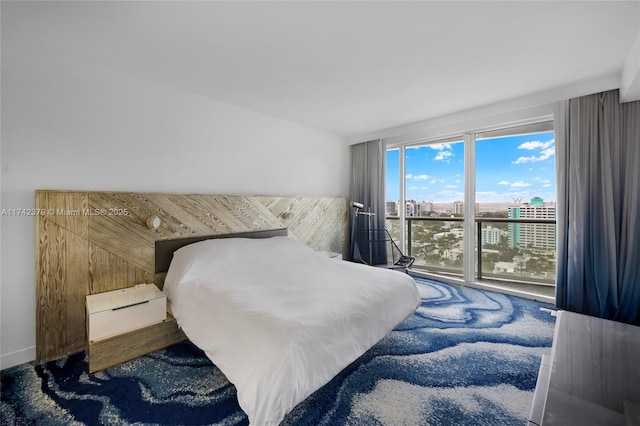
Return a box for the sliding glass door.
[475,123,556,289]
[385,121,556,297]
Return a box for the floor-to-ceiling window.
[385,120,556,300]
[386,138,466,278]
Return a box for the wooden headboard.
[35,191,347,363]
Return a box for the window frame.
[385,115,556,292]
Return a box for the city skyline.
[385,198,556,216]
[386,131,556,204]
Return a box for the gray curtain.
[348,139,386,264]
[555,89,640,324]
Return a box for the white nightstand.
[86,284,167,341]
[86,284,186,372]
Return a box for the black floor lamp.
[351,201,375,265]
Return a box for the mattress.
[163,236,420,425]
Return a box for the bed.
[162,231,420,425]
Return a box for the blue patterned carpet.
[1,277,556,425]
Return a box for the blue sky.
[386,131,556,204]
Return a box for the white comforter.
[163,236,420,425]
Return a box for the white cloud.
[517,140,554,150]
[513,156,534,164]
[445,185,458,188]
[406,174,430,181]
[513,141,555,164]
[429,143,452,150]
[497,180,531,188]
[434,151,453,161]
[512,149,555,164]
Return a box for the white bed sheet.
[163,236,420,425]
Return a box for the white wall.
[0,41,349,369]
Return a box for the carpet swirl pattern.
[1,277,555,425]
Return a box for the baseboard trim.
[409,269,556,305]
[1,346,36,371]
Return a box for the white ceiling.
[3,1,639,139]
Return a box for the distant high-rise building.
[400,199,433,217]
[386,201,398,216]
[481,226,501,245]
[406,199,416,217]
[508,197,556,251]
[417,201,433,216]
[453,201,464,215]
[453,201,480,215]
[385,200,443,216]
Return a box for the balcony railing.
[385,216,557,286]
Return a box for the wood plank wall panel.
[38,191,89,239]
[88,193,157,273]
[89,244,154,294]
[65,230,90,351]
[36,190,347,363]
[258,196,348,254]
[36,215,89,361]
[169,195,243,234]
[145,194,224,236]
[36,218,68,362]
